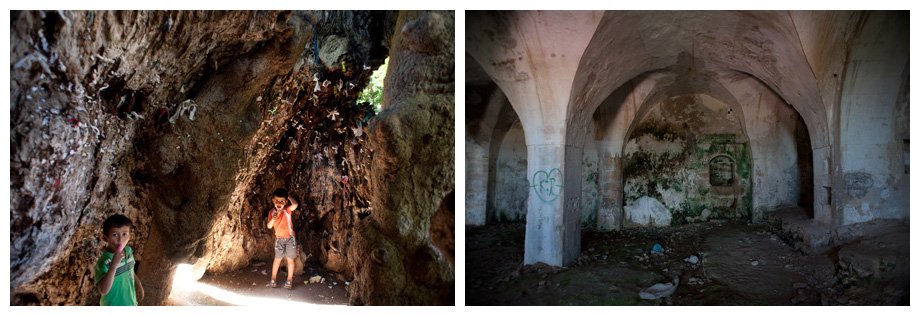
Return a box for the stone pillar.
[561,145,584,265]
[813,145,832,224]
[465,136,489,226]
[596,152,623,230]
[523,144,582,266]
[467,11,603,267]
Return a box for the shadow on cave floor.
[466,214,908,305]
[167,263,348,306]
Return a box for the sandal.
[267,280,277,288]
[284,280,293,290]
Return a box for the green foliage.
[357,58,388,113]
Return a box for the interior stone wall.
[725,76,809,218]
[622,94,752,226]
[580,138,599,226]
[836,12,909,224]
[492,122,528,222]
[489,121,600,227]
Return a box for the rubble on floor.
[467,217,908,305]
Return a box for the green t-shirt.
[94,246,138,306]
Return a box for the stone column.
[467,11,603,267]
[813,145,832,224]
[596,152,623,230]
[523,144,583,266]
[561,145,584,265]
[465,136,489,226]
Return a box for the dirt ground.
[167,263,349,306]
[466,219,908,305]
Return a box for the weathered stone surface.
[318,35,350,71]
[11,11,298,305]
[622,94,754,225]
[466,11,907,306]
[347,10,455,305]
[844,172,874,199]
[11,10,450,306]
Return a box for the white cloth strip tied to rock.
[169,99,198,124]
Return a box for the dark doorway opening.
[793,113,814,219]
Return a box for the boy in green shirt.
[94,214,145,306]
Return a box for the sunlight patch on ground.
[169,263,317,306]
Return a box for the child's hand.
[110,248,125,266]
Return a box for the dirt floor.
[466,219,908,305]
[167,263,348,306]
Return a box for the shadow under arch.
[572,11,831,226]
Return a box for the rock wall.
[11,10,451,306]
[11,11,300,305]
[348,11,455,305]
[191,10,397,292]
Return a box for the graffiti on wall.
[844,172,874,198]
[531,168,562,202]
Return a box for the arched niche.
[709,155,734,187]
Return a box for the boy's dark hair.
[272,188,289,199]
[102,214,133,234]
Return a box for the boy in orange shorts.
[266,188,299,289]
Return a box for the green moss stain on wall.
[623,95,753,225]
[582,157,599,227]
[492,209,526,223]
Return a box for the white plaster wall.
[748,101,800,213]
[465,87,512,226]
[571,11,831,152]
[467,11,602,146]
[790,11,855,133]
[727,77,802,214]
[493,124,529,221]
[467,12,604,267]
[523,144,568,266]
[837,12,909,224]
